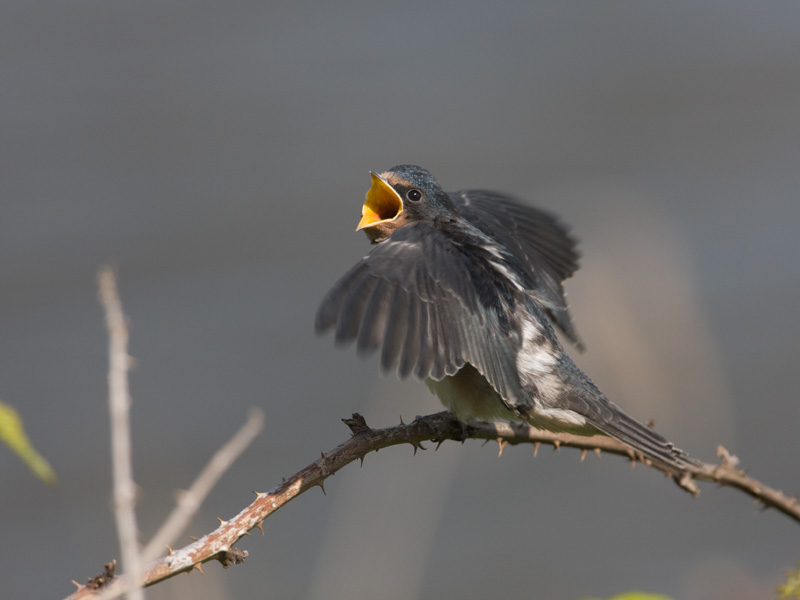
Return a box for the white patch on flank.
[513,313,595,433]
[531,407,588,430]
[515,315,561,401]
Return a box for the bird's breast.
[425,363,517,423]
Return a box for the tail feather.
[590,408,698,471]
[557,360,698,471]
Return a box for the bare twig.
[66,411,800,600]
[142,409,265,563]
[97,268,144,600]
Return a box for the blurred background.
[2,2,799,599]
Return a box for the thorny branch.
[141,409,265,564]
[67,411,800,600]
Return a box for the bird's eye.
[407,189,422,202]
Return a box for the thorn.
[435,440,445,451]
[552,440,561,451]
[255,521,264,535]
[167,545,175,556]
[410,442,426,455]
[716,444,740,469]
[497,438,507,457]
[320,452,326,460]
[217,517,227,525]
[72,580,83,590]
[399,415,405,425]
[318,480,326,495]
[252,490,260,496]
[481,439,491,448]
[677,472,700,497]
[533,442,540,458]
[193,563,205,575]
[580,449,587,462]
[643,457,652,467]
[645,419,655,429]
[359,455,365,467]
[282,477,286,482]
[189,536,199,541]
[593,448,602,459]
[240,530,251,536]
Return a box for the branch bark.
[141,408,265,564]
[66,411,800,600]
[97,268,144,600]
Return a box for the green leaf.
[778,563,800,600]
[0,401,57,485]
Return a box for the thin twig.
[97,268,144,600]
[142,409,265,563]
[66,411,800,599]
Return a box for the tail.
[589,405,698,471]
[557,363,698,471]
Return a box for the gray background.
[2,2,799,599]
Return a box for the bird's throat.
[362,214,408,243]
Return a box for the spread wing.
[315,222,529,407]
[451,190,583,349]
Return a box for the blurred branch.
[66,411,800,599]
[83,269,263,599]
[141,408,265,563]
[97,268,144,600]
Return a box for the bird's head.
[356,165,456,243]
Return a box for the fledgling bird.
[316,164,695,471]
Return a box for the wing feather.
[355,278,392,355]
[330,272,379,344]
[380,287,410,372]
[316,222,528,407]
[412,299,434,379]
[452,190,583,348]
[398,297,421,378]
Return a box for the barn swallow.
[316,165,695,471]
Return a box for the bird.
[315,164,696,471]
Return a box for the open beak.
[356,172,404,231]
